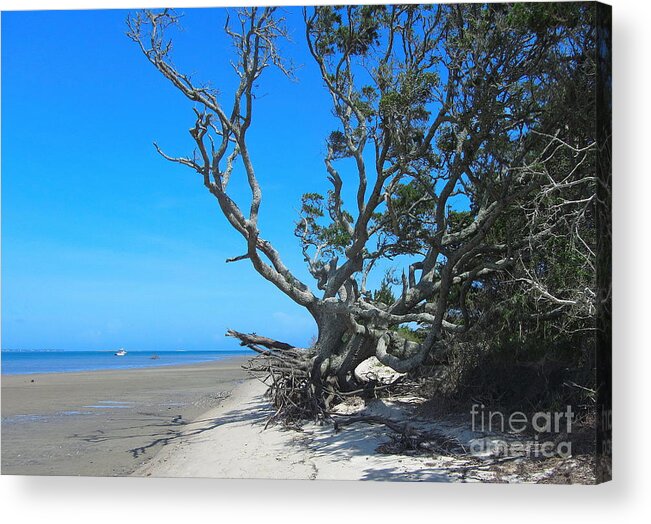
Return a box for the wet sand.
[1,357,251,476]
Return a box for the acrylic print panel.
[1,2,611,483]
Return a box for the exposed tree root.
[228,329,409,426]
[228,329,326,425]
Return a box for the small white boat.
[114,348,127,356]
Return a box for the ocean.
[0,349,253,375]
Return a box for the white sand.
[134,380,316,479]
[134,378,558,482]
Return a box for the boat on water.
[114,348,127,356]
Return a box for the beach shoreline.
[1,356,251,476]
[3,355,596,482]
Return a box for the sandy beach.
[3,355,595,482]
[1,357,250,476]
[135,378,595,482]
[134,379,454,481]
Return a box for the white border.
[2,1,650,522]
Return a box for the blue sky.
[1,7,345,350]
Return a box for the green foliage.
[302,3,598,401]
[300,193,324,219]
[309,5,386,57]
[447,210,473,232]
[372,272,396,306]
[296,191,353,257]
[507,2,589,34]
[379,71,438,121]
[394,325,426,344]
[327,130,351,158]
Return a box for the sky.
[1,7,347,350]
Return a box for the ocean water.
[0,349,253,375]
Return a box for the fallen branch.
[333,415,466,456]
[226,329,296,351]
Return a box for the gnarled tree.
[127,3,597,420]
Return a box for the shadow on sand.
[69,395,272,459]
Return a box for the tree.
[127,4,598,420]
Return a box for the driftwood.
[230,328,467,454]
[228,329,410,425]
[229,328,466,453]
[333,415,466,456]
[226,329,296,351]
[227,329,323,424]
